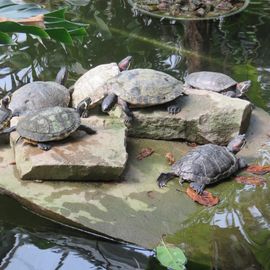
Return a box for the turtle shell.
[9,81,70,116]
[172,144,239,185]
[16,106,80,142]
[107,69,184,106]
[185,71,237,92]
[0,106,12,130]
[72,62,120,108]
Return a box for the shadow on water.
[1,0,270,269]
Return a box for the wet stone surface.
[10,116,127,181]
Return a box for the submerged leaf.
[186,187,219,206]
[246,164,270,175]
[165,152,175,165]
[235,176,266,186]
[136,147,154,160]
[156,245,187,270]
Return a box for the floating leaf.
[136,147,154,160]
[156,244,187,270]
[165,152,175,165]
[246,164,270,175]
[186,187,219,206]
[235,176,266,186]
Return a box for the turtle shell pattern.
[186,71,237,92]
[17,106,80,142]
[172,144,239,185]
[72,62,120,108]
[0,106,12,130]
[107,68,184,106]
[9,81,70,116]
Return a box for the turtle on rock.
[157,134,247,194]
[101,68,186,123]
[0,94,16,134]
[9,67,71,116]
[15,97,96,151]
[185,71,251,98]
[71,56,132,116]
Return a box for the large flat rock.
[126,88,253,144]
[10,116,127,181]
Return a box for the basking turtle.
[16,97,96,151]
[9,67,71,116]
[101,68,185,123]
[157,134,247,194]
[0,94,15,134]
[71,56,132,116]
[185,71,251,97]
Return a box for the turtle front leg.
[37,142,52,151]
[157,172,176,188]
[78,124,96,134]
[1,126,16,134]
[189,182,205,195]
[167,97,182,114]
[118,97,134,125]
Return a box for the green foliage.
[155,242,187,270]
[0,1,88,45]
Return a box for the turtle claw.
[190,182,205,195]
[167,105,181,115]
[37,143,52,151]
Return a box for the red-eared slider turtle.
[9,67,71,116]
[157,134,247,194]
[15,97,96,151]
[101,68,185,123]
[185,71,251,97]
[0,94,16,134]
[71,56,132,115]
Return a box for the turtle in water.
[185,71,251,98]
[0,94,16,134]
[101,68,185,123]
[9,67,71,116]
[71,56,132,116]
[157,134,247,194]
[15,97,96,151]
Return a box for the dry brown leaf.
[235,176,266,186]
[165,152,175,165]
[186,186,219,206]
[246,164,270,175]
[0,14,45,28]
[136,147,154,160]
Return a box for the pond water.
[0,0,270,269]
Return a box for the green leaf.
[45,27,73,45]
[0,30,13,44]
[156,244,187,270]
[45,8,66,19]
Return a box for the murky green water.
[0,0,270,269]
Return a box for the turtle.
[157,134,247,194]
[71,56,132,117]
[9,67,71,116]
[101,68,186,123]
[0,94,16,134]
[185,71,251,97]
[15,97,96,151]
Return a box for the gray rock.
[10,116,127,181]
[125,88,253,145]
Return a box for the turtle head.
[1,93,11,108]
[101,93,118,113]
[227,134,246,154]
[118,56,132,71]
[76,97,92,117]
[236,80,251,96]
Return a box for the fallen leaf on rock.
[186,187,219,206]
[147,191,155,199]
[235,176,266,186]
[165,152,175,165]
[246,164,270,175]
[136,147,154,160]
